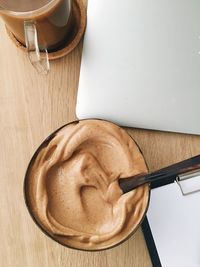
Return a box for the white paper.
[147,182,200,267]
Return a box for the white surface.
[76,0,200,135]
[147,182,200,267]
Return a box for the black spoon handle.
[119,154,200,194]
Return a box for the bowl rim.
[23,118,151,252]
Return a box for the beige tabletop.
[1,4,200,267]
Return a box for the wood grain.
[1,2,200,266]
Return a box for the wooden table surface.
[1,5,200,266]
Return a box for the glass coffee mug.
[0,0,72,73]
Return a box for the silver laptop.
[76,0,200,135]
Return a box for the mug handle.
[24,21,50,74]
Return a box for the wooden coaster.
[6,0,86,60]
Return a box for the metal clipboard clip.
[176,169,200,196]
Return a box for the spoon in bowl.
[119,154,200,194]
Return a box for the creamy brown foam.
[26,120,149,250]
[0,0,51,12]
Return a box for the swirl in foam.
[26,120,149,250]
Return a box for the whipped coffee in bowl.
[24,119,150,250]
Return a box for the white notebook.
[146,181,200,267]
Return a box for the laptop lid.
[76,0,200,135]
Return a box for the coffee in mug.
[0,0,72,73]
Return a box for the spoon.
[119,154,200,193]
